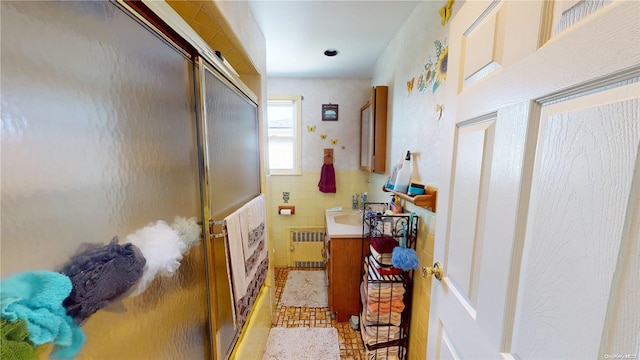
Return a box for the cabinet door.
[360,102,372,171]
[371,86,387,173]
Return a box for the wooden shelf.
[382,185,437,213]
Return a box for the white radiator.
[288,228,325,268]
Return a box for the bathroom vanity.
[324,209,368,322]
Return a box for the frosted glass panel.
[204,66,260,220]
[202,63,260,358]
[1,1,207,358]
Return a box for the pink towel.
[318,163,336,193]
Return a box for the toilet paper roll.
[280,209,292,216]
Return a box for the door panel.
[428,1,640,359]
[447,118,495,310]
[511,83,640,359]
[551,0,612,36]
[461,1,544,89]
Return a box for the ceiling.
[168,1,420,79]
[247,0,420,78]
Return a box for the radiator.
[288,228,326,268]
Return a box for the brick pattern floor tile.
[273,267,366,359]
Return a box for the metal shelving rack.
[359,203,418,359]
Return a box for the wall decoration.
[320,134,327,140]
[440,0,454,25]
[436,104,444,120]
[417,39,448,94]
[331,139,338,145]
[307,125,316,133]
[321,104,339,121]
[407,77,415,95]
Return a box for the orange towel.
[367,299,405,315]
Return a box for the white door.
[428,1,640,359]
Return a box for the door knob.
[422,262,443,280]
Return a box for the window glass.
[267,96,301,174]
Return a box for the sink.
[325,209,364,238]
[334,213,362,226]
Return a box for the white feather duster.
[171,216,201,254]
[125,220,186,296]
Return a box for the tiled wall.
[266,77,373,266]
[267,170,369,265]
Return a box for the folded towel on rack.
[362,276,405,302]
[365,345,405,360]
[370,245,394,266]
[360,320,401,346]
[362,311,402,327]
[368,256,403,276]
[367,286,405,299]
[364,262,405,297]
[367,299,405,315]
[370,237,398,254]
[224,194,269,330]
[360,282,402,326]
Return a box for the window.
[266,95,302,175]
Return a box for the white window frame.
[266,95,302,175]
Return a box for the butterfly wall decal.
[307,125,316,133]
[440,0,454,26]
[331,139,338,145]
[320,134,327,140]
[407,77,415,95]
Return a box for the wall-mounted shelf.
[382,185,437,213]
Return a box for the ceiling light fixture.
[324,49,338,57]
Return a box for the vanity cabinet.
[325,234,368,322]
[360,86,388,173]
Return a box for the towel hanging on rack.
[319,148,336,193]
[223,194,269,330]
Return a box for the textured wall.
[1,2,208,358]
[368,2,459,359]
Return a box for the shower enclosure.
[1,1,261,358]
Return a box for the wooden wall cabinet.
[360,86,388,173]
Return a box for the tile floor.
[273,267,366,359]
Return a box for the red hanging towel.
[318,163,336,193]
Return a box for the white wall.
[370,1,455,198]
